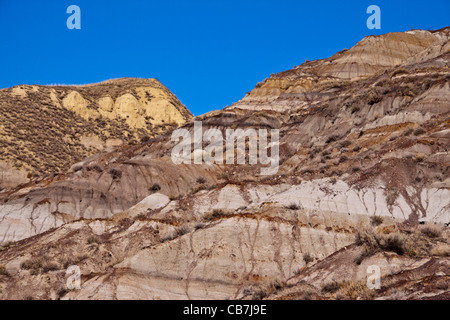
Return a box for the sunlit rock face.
[0,28,449,300]
[0,78,192,188]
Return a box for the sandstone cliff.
[0,78,192,188]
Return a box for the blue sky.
[0,0,448,115]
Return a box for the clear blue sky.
[0,0,448,115]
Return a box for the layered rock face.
[0,28,449,300]
[0,78,192,188]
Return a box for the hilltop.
[0,78,192,188]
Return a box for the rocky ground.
[0,28,449,300]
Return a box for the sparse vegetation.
[338,155,348,163]
[135,213,148,221]
[370,216,384,226]
[354,227,432,265]
[326,135,338,144]
[160,225,191,242]
[404,128,414,136]
[109,168,122,180]
[61,255,89,269]
[203,209,232,221]
[196,177,206,184]
[352,166,361,173]
[191,183,207,194]
[415,155,426,162]
[57,287,68,299]
[20,258,43,271]
[413,127,426,136]
[322,280,374,299]
[321,281,340,294]
[351,106,360,114]
[303,252,314,264]
[252,279,286,300]
[419,224,441,239]
[149,183,161,192]
[87,235,102,245]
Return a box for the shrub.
[415,155,425,163]
[191,184,207,194]
[419,224,441,239]
[20,258,43,273]
[414,128,426,136]
[370,216,384,226]
[203,209,231,221]
[338,155,348,163]
[321,281,340,294]
[196,177,206,184]
[287,203,300,210]
[351,106,360,114]
[404,128,414,136]
[252,279,286,300]
[175,225,190,237]
[87,236,101,245]
[109,168,122,180]
[91,165,103,173]
[352,166,361,173]
[354,229,427,264]
[382,233,406,255]
[42,262,59,273]
[57,287,68,299]
[149,183,161,192]
[62,255,89,269]
[303,252,314,264]
[135,213,148,221]
[326,136,338,144]
[194,222,207,230]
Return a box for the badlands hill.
[0,28,449,300]
[0,78,192,188]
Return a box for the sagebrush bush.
[370,216,384,226]
[354,228,431,264]
[419,224,441,239]
[303,252,314,264]
[109,168,122,180]
[196,177,206,184]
